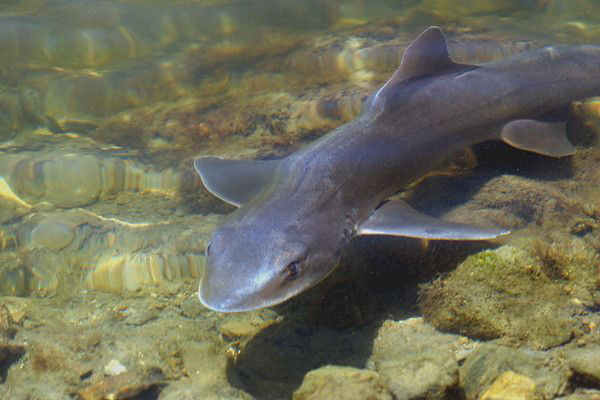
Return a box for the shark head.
[199,202,347,312]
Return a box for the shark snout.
[198,256,272,312]
[198,286,248,312]
[198,278,274,313]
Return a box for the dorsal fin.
[394,26,454,82]
[366,27,479,116]
[388,26,478,85]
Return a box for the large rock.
[369,318,471,400]
[293,366,392,400]
[459,344,571,400]
[420,245,591,349]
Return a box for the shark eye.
[205,242,212,256]
[282,261,301,281]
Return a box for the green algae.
[420,243,598,349]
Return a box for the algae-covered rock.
[368,318,467,400]
[563,345,600,386]
[293,366,392,400]
[459,344,570,400]
[419,245,587,348]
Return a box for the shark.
[194,26,600,312]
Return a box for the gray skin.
[195,27,600,312]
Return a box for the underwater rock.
[219,318,265,342]
[0,303,16,354]
[0,149,190,209]
[172,336,248,399]
[459,344,570,400]
[0,202,214,296]
[85,252,204,293]
[444,174,579,230]
[123,308,159,327]
[29,218,75,250]
[368,318,468,400]
[480,371,537,400]
[159,380,253,400]
[7,153,102,208]
[293,366,393,400]
[419,245,589,349]
[0,250,61,297]
[77,367,166,400]
[39,154,102,207]
[0,302,25,382]
[564,345,600,386]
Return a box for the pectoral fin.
[358,200,509,240]
[500,119,575,157]
[194,156,280,207]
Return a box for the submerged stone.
[77,367,165,400]
[368,318,467,400]
[459,344,571,400]
[419,245,587,349]
[86,253,204,293]
[293,366,392,400]
[30,219,75,250]
[41,154,102,207]
[564,345,600,386]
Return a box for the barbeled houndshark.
[193,26,600,312]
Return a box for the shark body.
[194,27,600,312]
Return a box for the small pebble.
[583,203,597,219]
[570,298,584,307]
[104,359,127,376]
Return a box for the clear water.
[0,1,599,399]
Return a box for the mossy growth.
[420,243,597,349]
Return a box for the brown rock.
[293,365,393,400]
[77,368,165,400]
[219,318,264,341]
